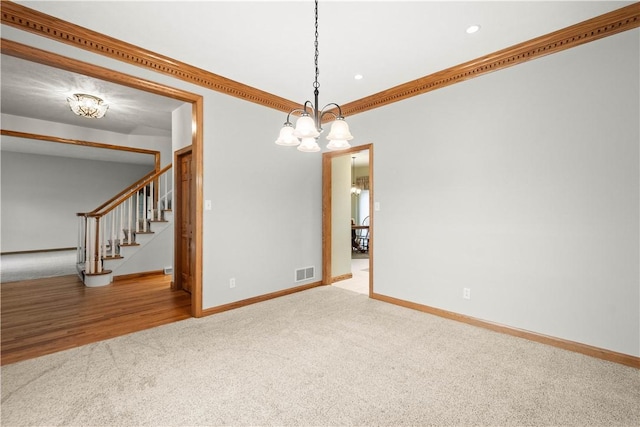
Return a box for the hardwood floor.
[1,273,191,366]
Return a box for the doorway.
[1,42,204,318]
[322,144,373,295]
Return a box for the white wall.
[202,92,322,307]
[358,190,370,226]
[3,17,637,358]
[347,29,639,357]
[172,103,192,153]
[1,114,172,166]
[332,155,352,279]
[2,25,323,311]
[1,151,152,252]
[113,221,173,277]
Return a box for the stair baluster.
[76,165,172,286]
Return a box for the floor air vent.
[295,266,315,282]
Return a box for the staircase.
[77,165,173,287]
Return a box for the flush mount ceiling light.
[67,93,109,119]
[275,0,354,153]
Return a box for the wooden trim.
[367,148,374,296]
[0,39,201,104]
[91,163,172,217]
[113,270,166,281]
[0,40,204,320]
[2,2,638,118]
[321,154,333,286]
[84,269,112,277]
[192,98,204,318]
[370,292,640,369]
[3,0,637,350]
[0,129,159,157]
[339,3,640,116]
[89,170,156,214]
[322,144,374,290]
[331,273,353,283]
[0,1,300,113]
[201,281,325,317]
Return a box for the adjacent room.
[1,1,638,425]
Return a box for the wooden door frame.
[1,41,204,318]
[322,144,374,294]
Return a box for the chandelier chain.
[274,0,353,152]
[313,0,320,90]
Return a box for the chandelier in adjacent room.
[351,156,361,195]
[67,93,109,119]
[275,0,353,152]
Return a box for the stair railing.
[77,165,172,276]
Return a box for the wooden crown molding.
[0,39,202,105]
[340,2,640,116]
[0,0,300,113]
[1,1,639,116]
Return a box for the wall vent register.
[295,266,315,282]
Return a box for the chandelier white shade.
[275,0,353,152]
[293,114,321,139]
[274,124,300,147]
[298,137,321,153]
[67,93,109,119]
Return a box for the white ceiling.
[0,54,185,136]
[1,54,183,165]
[1,1,633,165]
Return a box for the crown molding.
[1,1,639,116]
[340,2,640,116]
[0,0,301,113]
[0,39,203,105]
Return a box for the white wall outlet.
[229,277,236,288]
[463,288,471,300]
[205,200,212,211]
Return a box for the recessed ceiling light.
[354,74,363,80]
[466,25,481,34]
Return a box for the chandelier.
[67,93,109,119]
[275,0,353,152]
[351,156,361,195]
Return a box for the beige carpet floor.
[1,286,638,426]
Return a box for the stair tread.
[84,269,112,276]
